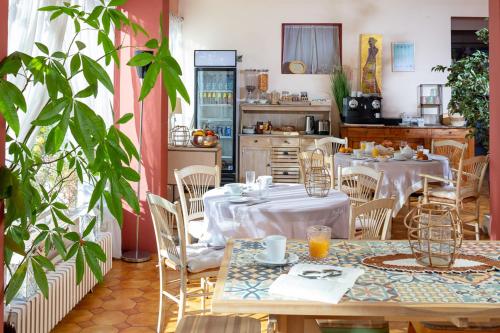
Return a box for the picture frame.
[392,42,415,72]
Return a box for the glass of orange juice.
[307,225,331,260]
[372,147,380,158]
[360,141,366,152]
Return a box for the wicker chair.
[147,193,220,332]
[431,139,467,170]
[315,136,348,156]
[348,197,395,240]
[421,155,489,240]
[337,166,384,207]
[174,165,221,244]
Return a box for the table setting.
[334,141,451,214]
[201,173,350,246]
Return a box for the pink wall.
[115,0,169,253]
[1,0,8,326]
[489,0,500,240]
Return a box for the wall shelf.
[241,104,331,113]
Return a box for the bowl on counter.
[191,135,219,148]
[242,126,256,134]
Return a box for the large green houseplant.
[433,28,489,150]
[0,0,189,304]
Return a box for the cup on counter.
[307,225,331,260]
[224,183,242,196]
[353,149,362,158]
[262,235,287,263]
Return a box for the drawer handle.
[254,139,258,143]
[284,140,289,144]
[266,163,270,167]
[283,171,289,175]
[283,151,289,155]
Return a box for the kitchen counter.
[238,133,329,138]
[168,145,220,152]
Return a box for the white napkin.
[174,243,224,273]
[268,263,364,304]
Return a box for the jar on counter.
[257,69,269,93]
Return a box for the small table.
[202,184,350,245]
[212,239,500,333]
[334,153,450,214]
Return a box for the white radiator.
[5,232,113,333]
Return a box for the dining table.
[201,184,350,246]
[212,239,500,333]
[334,153,451,215]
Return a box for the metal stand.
[122,98,151,263]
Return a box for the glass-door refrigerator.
[194,50,237,184]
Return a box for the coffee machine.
[342,96,383,124]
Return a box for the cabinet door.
[240,147,271,182]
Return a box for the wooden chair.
[315,136,348,156]
[337,166,384,207]
[431,139,467,169]
[174,165,221,244]
[348,197,395,240]
[421,155,489,240]
[147,193,220,332]
[298,151,335,188]
[176,315,261,333]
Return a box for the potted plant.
[433,28,489,153]
[330,67,351,135]
[0,0,189,317]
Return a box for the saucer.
[228,196,251,204]
[412,157,434,162]
[254,252,299,267]
[391,157,407,161]
[350,156,368,160]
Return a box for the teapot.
[401,145,414,159]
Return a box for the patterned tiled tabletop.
[220,240,500,304]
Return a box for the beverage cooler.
[194,50,237,184]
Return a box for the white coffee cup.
[423,149,430,155]
[224,183,242,196]
[353,149,362,158]
[262,235,286,263]
[257,175,273,187]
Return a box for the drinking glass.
[307,225,331,260]
[360,141,367,152]
[372,147,380,158]
[245,171,256,189]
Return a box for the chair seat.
[187,219,206,240]
[161,243,223,273]
[428,185,475,201]
[175,315,261,333]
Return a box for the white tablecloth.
[334,153,450,214]
[201,184,350,246]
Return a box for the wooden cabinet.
[239,135,327,182]
[240,146,271,180]
[340,125,475,158]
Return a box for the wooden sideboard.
[340,125,475,158]
[239,135,324,183]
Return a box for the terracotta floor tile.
[62,309,93,323]
[122,308,140,315]
[52,323,82,332]
[114,322,131,329]
[89,307,105,314]
[77,321,94,328]
[80,325,118,333]
[112,288,145,300]
[135,300,160,313]
[91,310,128,325]
[126,312,158,326]
[102,298,136,311]
[120,326,156,333]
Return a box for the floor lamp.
[122,50,153,263]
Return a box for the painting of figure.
[360,34,382,95]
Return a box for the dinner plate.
[412,157,434,162]
[254,252,299,267]
[350,156,368,160]
[228,196,251,204]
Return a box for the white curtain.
[169,12,187,125]
[283,25,341,74]
[8,0,121,258]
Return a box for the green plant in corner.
[433,28,489,150]
[330,67,351,114]
[0,0,189,304]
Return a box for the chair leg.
[201,277,206,313]
[475,199,481,241]
[177,271,187,323]
[157,263,166,333]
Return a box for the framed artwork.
[360,34,382,94]
[392,42,415,72]
[281,23,342,74]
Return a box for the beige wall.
[179,0,488,121]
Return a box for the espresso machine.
[342,96,383,124]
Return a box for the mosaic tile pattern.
[221,240,500,304]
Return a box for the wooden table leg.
[274,315,321,333]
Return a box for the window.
[281,23,342,74]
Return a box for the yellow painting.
[360,34,382,95]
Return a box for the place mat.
[362,253,500,273]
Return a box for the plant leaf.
[35,42,49,55]
[81,55,114,93]
[121,167,140,182]
[116,112,133,124]
[75,247,84,284]
[84,246,103,282]
[32,260,49,299]
[83,216,97,238]
[84,241,106,262]
[5,260,28,304]
[139,62,160,101]
[88,177,106,211]
[127,51,154,67]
